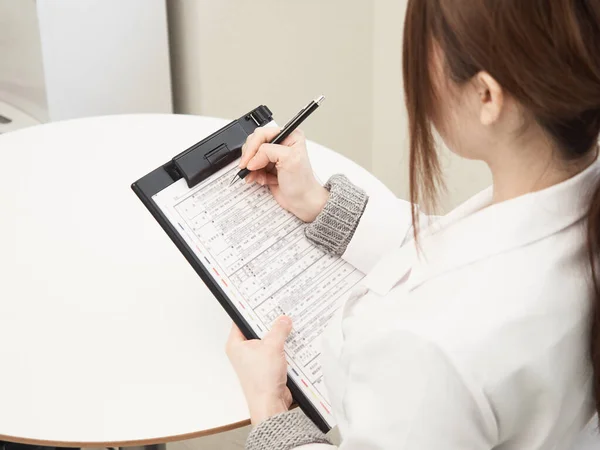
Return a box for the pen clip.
[281,101,312,130]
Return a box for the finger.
[256,171,277,186]
[247,143,290,171]
[264,315,293,349]
[280,129,305,147]
[245,170,267,184]
[228,322,247,344]
[239,138,251,168]
[253,126,283,142]
[245,171,257,184]
[239,127,281,169]
[239,135,254,169]
[257,171,267,186]
[264,173,279,185]
[240,142,248,162]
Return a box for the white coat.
[299,159,600,449]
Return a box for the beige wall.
[372,0,491,210]
[168,0,374,171]
[0,0,48,122]
[371,0,409,199]
[168,0,491,210]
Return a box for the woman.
[226,0,600,448]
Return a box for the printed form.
[152,160,364,426]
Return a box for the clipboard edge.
[131,172,332,434]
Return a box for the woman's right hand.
[239,127,329,222]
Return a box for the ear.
[475,72,504,126]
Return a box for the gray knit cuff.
[245,408,332,450]
[305,174,369,255]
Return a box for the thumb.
[264,315,293,348]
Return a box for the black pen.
[230,95,325,186]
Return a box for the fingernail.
[280,315,292,326]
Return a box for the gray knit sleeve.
[245,408,332,450]
[304,174,369,255]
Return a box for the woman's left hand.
[226,316,294,426]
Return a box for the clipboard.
[131,105,334,433]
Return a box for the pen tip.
[315,95,325,105]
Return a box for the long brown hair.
[403,0,600,411]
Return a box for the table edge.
[0,115,378,444]
[0,418,251,448]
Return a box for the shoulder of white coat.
[340,225,592,443]
[345,324,500,442]
[393,227,591,385]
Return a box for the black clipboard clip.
[167,105,273,188]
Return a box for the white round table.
[0,114,394,448]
